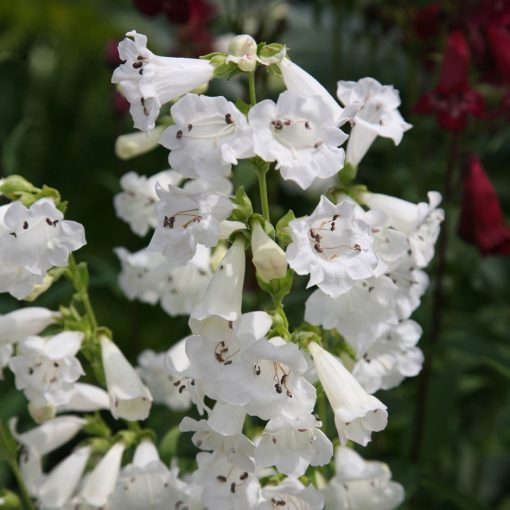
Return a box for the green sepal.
[230,186,253,224]
[249,213,275,239]
[256,270,294,307]
[22,267,66,302]
[159,425,181,462]
[275,210,296,248]
[83,413,111,438]
[291,328,322,351]
[266,63,282,78]
[235,98,251,116]
[257,42,287,65]
[0,489,22,509]
[0,420,18,464]
[338,162,358,186]
[0,175,38,197]
[267,303,291,340]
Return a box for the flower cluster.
[0,31,443,510]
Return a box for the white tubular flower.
[114,170,183,237]
[191,237,245,322]
[160,94,254,182]
[114,126,165,160]
[37,446,91,510]
[56,383,110,413]
[308,342,387,446]
[249,91,347,190]
[137,344,192,411]
[75,442,126,508]
[183,174,233,195]
[193,451,262,510]
[255,414,333,477]
[100,335,153,421]
[251,222,287,282]
[337,77,412,167]
[260,478,324,510]
[352,320,424,394]
[305,276,399,357]
[148,183,233,267]
[111,30,214,132]
[286,196,379,298]
[0,307,58,346]
[278,57,344,124]
[225,34,258,72]
[323,447,404,510]
[9,331,84,414]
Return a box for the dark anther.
[163,216,175,228]
[230,482,236,494]
[304,121,311,129]
[9,232,16,237]
[23,221,28,229]
[353,243,361,252]
[275,383,283,394]
[240,472,248,480]
[176,130,183,139]
[132,61,143,69]
[188,123,193,131]
[217,475,227,482]
[225,113,233,124]
[314,141,323,149]
[271,120,283,130]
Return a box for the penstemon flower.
[112,30,214,132]
[249,91,348,189]
[114,126,165,160]
[160,94,254,182]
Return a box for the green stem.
[248,70,257,106]
[8,460,36,510]
[81,289,98,331]
[256,168,270,222]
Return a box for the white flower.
[191,238,245,322]
[361,191,444,267]
[305,276,399,357]
[308,342,387,446]
[114,126,165,160]
[0,198,86,278]
[337,77,412,167]
[249,91,347,189]
[147,183,233,267]
[0,307,58,346]
[160,94,254,182]
[183,174,233,195]
[74,442,126,508]
[100,335,153,421]
[137,344,192,411]
[111,31,214,132]
[9,331,84,416]
[286,196,379,298]
[225,34,258,72]
[37,446,91,510]
[114,169,183,236]
[278,58,343,124]
[352,320,424,394]
[260,478,324,510]
[255,414,333,477]
[193,451,262,510]
[251,222,288,282]
[323,447,404,510]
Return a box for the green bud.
[257,42,287,65]
[0,489,22,510]
[275,210,296,248]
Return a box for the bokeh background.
[1,1,510,508]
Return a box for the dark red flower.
[486,23,510,83]
[415,31,485,130]
[413,2,442,40]
[133,0,164,17]
[458,154,510,255]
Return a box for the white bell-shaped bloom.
[37,446,91,509]
[191,238,245,322]
[305,276,399,356]
[114,170,183,237]
[249,91,347,189]
[114,126,165,160]
[193,451,262,510]
[148,183,233,267]
[287,196,379,298]
[9,331,84,414]
[112,31,214,132]
[0,198,85,279]
[137,344,192,411]
[0,307,58,346]
[278,58,343,124]
[100,335,153,421]
[251,222,288,282]
[308,342,387,446]
[56,383,110,413]
[225,34,258,72]
[75,442,126,508]
[322,447,405,510]
[255,414,333,477]
[183,174,233,195]
[337,77,412,167]
[352,320,424,394]
[161,94,254,182]
[260,478,324,510]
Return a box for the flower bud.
[251,222,288,282]
[114,126,164,160]
[226,34,258,72]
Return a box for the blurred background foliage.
[1,0,510,508]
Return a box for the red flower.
[458,154,510,255]
[487,23,510,83]
[415,31,485,130]
[413,2,442,40]
[133,0,164,16]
